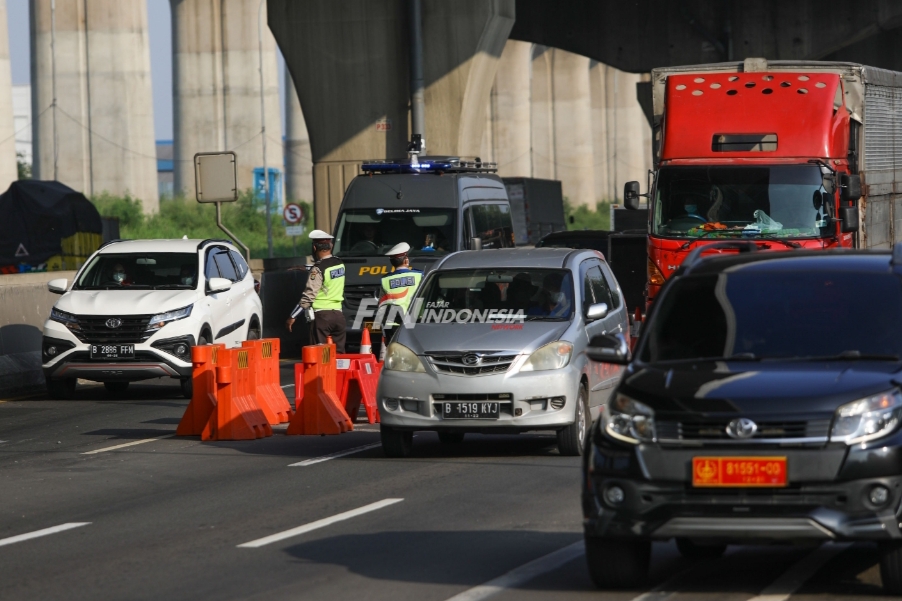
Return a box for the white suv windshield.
[75,253,199,290]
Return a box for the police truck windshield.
[653,165,832,239]
[333,209,456,257]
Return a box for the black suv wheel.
[585,536,650,589]
[381,426,413,458]
[47,378,76,400]
[880,541,902,594]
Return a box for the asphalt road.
[0,365,891,600]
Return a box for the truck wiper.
[679,230,743,250]
[748,233,802,248]
[786,351,902,362]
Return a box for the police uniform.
[290,230,347,352]
[378,242,422,343]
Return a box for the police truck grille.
[343,285,380,315]
[426,352,517,376]
[71,315,155,344]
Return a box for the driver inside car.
[109,262,130,286]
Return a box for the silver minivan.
[377,248,629,457]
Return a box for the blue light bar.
[360,156,496,174]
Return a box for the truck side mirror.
[840,206,859,233]
[840,174,861,202]
[623,181,641,210]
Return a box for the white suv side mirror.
[208,277,232,293]
[48,279,68,294]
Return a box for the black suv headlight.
[602,393,656,444]
[831,389,902,445]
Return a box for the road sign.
[194,152,238,203]
[283,203,304,224]
[285,225,306,237]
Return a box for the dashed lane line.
[288,442,383,466]
[0,523,90,548]
[81,434,175,455]
[745,542,852,601]
[443,541,583,601]
[281,384,294,388]
[237,498,404,548]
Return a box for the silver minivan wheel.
[557,384,589,456]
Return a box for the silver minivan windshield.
[415,268,574,322]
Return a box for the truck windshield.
[652,165,832,239]
[333,208,456,257]
[415,268,574,322]
[640,270,902,363]
[74,253,199,290]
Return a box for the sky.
[6,0,287,142]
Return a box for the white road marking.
[745,542,851,601]
[281,384,294,388]
[443,541,583,601]
[81,435,174,455]
[237,498,403,548]
[0,522,90,547]
[288,442,383,467]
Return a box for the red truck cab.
[630,60,866,305]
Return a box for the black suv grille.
[344,285,380,315]
[71,315,154,344]
[656,419,831,441]
[426,352,518,375]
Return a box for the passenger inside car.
[529,272,573,318]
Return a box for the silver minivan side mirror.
[586,333,631,365]
[585,302,609,321]
[47,278,68,295]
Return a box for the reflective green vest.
[312,257,345,311]
[379,269,423,315]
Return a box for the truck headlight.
[831,390,902,445]
[520,341,573,372]
[148,304,193,329]
[603,393,656,444]
[384,343,426,372]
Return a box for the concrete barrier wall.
[0,271,76,396]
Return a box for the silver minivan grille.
[426,352,517,376]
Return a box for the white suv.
[41,239,263,399]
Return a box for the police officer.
[377,242,423,344]
[286,230,347,352]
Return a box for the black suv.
[583,243,902,593]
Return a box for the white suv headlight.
[50,307,80,330]
[520,341,573,372]
[831,389,902,445]
[384,343,426,372]
[148,304,193,330]
[603,393,656,444]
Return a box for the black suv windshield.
[641,269,902,362]
[416,268,574,321]
[75,253,199,290]
[653,165,832,239]
[334,208,456,257]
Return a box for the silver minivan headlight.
[520,341,573,372]
[384,342,426,372]
[831,389,902,445]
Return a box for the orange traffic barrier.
[203,347,272,440]
[176,343,225,436]
[336,353,380,424]
[241,338,293,424]
[286,342,353,435]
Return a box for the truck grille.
[426,352,518,375]
[656,419,831,442]
[343,285,380,316]
[71,315,154,344]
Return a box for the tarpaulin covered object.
[0,180,102,270]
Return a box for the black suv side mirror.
[840,174,861,202]
[586,333,631,365]
[839,206,859,233]
[623,181,641,210]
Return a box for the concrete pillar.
[530,45,554,180]
[551,49,594,207]
[491,40,531,177]
[589,61,611,202]
[268,0,515,230]
[284,66,313,203]
[0,0,17,191]
[603,65,652,201]
[171,0,283,201]
[480,82,495,164]
[30,0,158,213]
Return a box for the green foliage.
[89,191,314,259]
[16,153,31,180]
[564,199,612,231]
